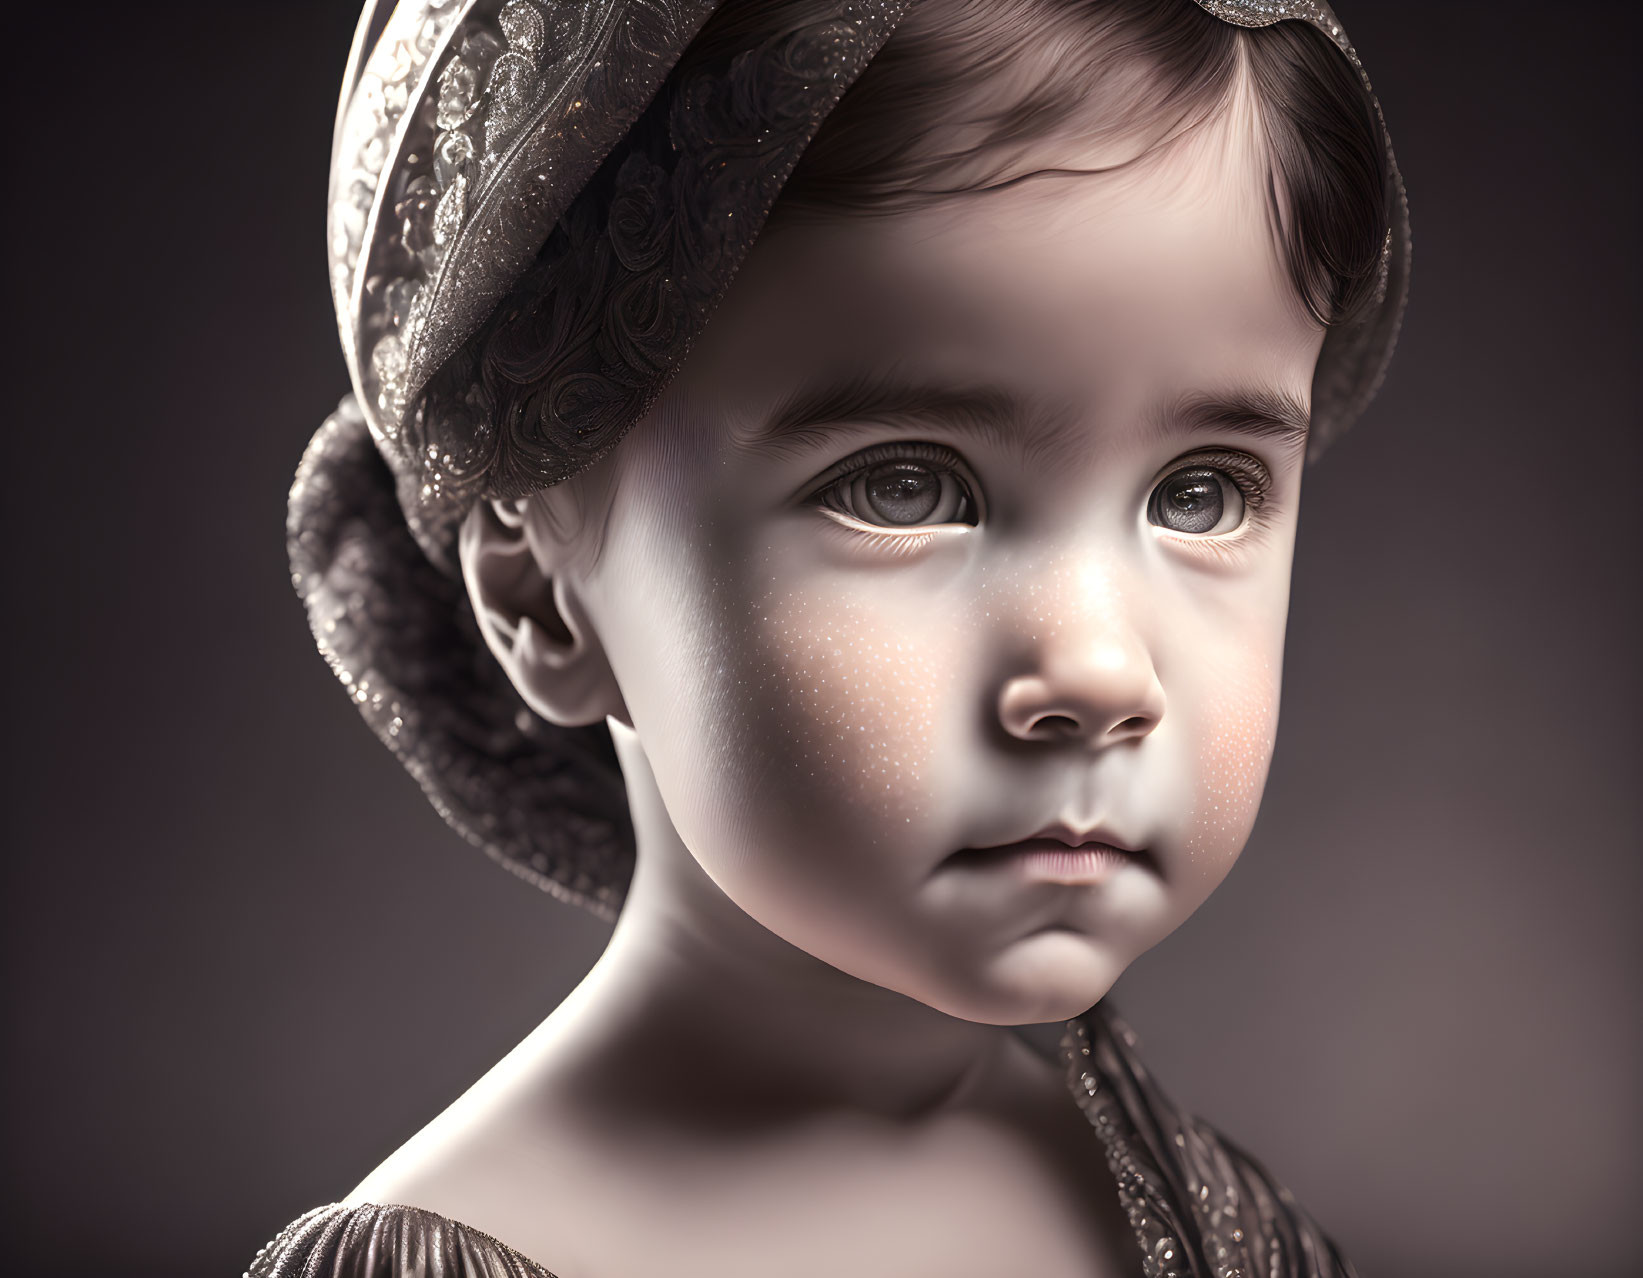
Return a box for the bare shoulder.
[343,1079,614,1278]
[342,1031,1143,1278]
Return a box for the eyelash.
[805,441,980,527]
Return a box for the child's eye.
[812,443,980,529]
[1147,455,1268,536]
[1148,467,1243,534]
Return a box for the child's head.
[456,0,1392,1023]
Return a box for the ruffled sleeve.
[243,1203,559,1278]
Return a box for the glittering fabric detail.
[416,2,916,513]
[243,1200,559,1277]
[1063,1007,1359,1278]
[244,1004,1354,1277]
[329,0,471,422]
[333,1,913,561]
[288,398,632,918]
[303,0,1409,907]
[408,2,709,404]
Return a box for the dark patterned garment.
[245,1003,1355,1278]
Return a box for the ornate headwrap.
[291,0,1411,918]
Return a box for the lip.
[946,824,1151,886]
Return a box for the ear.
[458,496,631,729]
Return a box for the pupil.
[1162,473,1222,533]
[1171,482,1211,511]
[865,465,941,523]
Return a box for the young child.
[254,1,1407,1274]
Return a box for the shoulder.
[243,1202,560,1278]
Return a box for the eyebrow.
[1158,386,1313,455]
[738,369,1086,468]
[737,369,1312,464]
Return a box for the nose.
[996,621,1166,748]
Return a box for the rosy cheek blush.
[752,586,946,833]
[1184,657,1280,877]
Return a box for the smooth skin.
[349,49,1326,1278]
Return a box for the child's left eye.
[1146,451,1271,537]
[812,444,980,529]
[1148,467,1245,535]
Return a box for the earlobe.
[459,498,631,729]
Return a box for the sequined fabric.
[244,1201,560,1278]
[1064,1010,1358,1278]
[289,397,632,917]
[244,1003,1355,1277]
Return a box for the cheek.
[1178,644,1281,888]
[596,514,961,882]
[740,582,951,849]
[1158,523,1297,892]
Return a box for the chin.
[911,930,1129,1027]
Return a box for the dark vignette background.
[4,3,1638,1275]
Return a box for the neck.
[534,723,1019,1130]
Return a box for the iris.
[1149,468,1242,534]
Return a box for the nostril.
[1030,713,1081,738]
[1113,715,1150,736]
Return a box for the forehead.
[666,120,1324,455]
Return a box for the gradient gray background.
[5,2,1638,1275]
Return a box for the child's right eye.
[810,442,981,530]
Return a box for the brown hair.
[771,0,1391,328]
[470,0,1392,519]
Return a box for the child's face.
[566,108,1325,1024]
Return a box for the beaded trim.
[1061,1009,1358,1278]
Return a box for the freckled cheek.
[736,585,958,845]
[1176,651,1281,891]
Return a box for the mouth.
[944,825,1153,886]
